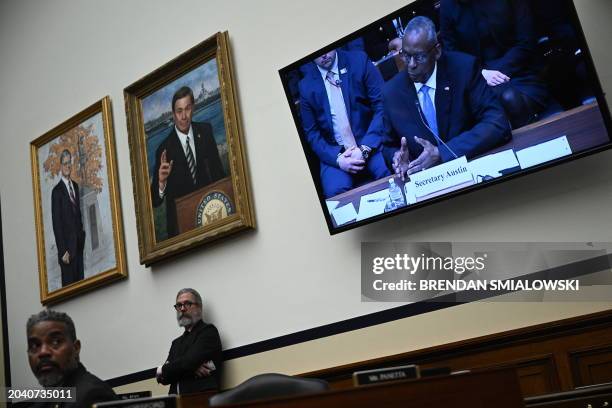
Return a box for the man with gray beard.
[156,288,223,394]
[26,310,117,407]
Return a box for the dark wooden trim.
[525,381,612,405]
[300,309,612,396]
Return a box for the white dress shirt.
[61,175,75,198]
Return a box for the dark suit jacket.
[382,51,511,163]
[161,320,223,394]
[151,122,225,238]
[27,363,117,408]
[440,0,547,105]
[51,179,85,265]
[299,50,386,168]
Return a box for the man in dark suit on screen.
[382,16,511,179]
[151,86,225,239]
[439,0,550,128]
[51,149,85,287]
[299,49,391,198]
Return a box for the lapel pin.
[444,86,450,91]
[340,68,348,75]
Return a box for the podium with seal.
[175,177,235,234]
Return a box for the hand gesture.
[337,147,365,174]
[392,137,411,181]
[61,251,70,265]
[347,146,364,161]
[481,69,510,87]
[195,360,215,378]
[158,149,174,191]
[407,137,440,175]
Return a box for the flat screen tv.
[279,0,612,234]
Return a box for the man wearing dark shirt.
[26,310,117,407]
[156,288,223,394]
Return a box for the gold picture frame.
[30,96,127,304]
[124,31,255,265]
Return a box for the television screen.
[279,0,612,234]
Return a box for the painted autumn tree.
[43,124,104,192]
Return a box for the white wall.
[1,0,611,389]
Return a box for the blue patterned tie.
[419,85,439,138]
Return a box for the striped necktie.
[185,135,197,185]
[68,181,76,205]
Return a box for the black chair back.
[208,373,329,407]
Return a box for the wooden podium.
[175,177,236,234]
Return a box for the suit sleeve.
[299,81,343,168]
[75,183,85,250]
[359,55,387,150]
[161,325,222,383]
[439,0,459,53]
[157,346,175,386]
[202,123,225,180]
[150,144,165,208]
[442,58,511,162]
[51,187,67,258]
[380,85,402,168]
[484,0,537,77]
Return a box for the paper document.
[410,156,472,198]
[356,189,389,221]
[331,203,358,226]
[516,136,572,169]
[326,200,340,213]
[468,149,519,182]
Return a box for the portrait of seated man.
[382,16,511,178]
[299,49,391,198]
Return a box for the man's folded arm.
[360,54,387,150]
[161,328,222,381]
[299,85,343,167]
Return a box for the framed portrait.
[30,96,127,304]
[124,31,255,266]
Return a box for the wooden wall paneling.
[301,310,612,398]
[569,345,612,387]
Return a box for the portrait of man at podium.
[142,62,235,242]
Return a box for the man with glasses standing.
[382,16,510,179]
[156,288,223,394]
